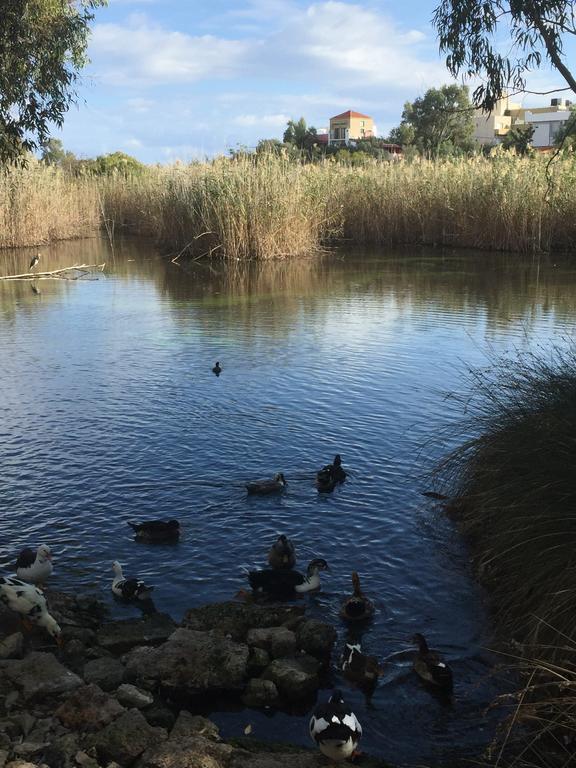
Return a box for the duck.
[316,454,346,493]
[248,558,329,599]
[15,544,53,585]
[341,643,382,698]
[212,361,222,375]
[128,520,180,542]
[340,572,375,622]
[309,689,362,762]
[245,473,287,495]
[267,534,296,570]
[411,633,453,692]
[111,561,154,600]
[0,576,61,644]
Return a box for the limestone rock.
[115,684,153,709]
[5,653,83,702]
[137,733,232,768]
[296,620,337,659]
[169,712,220,743]
[246,628,296,659]
[55,684,125,732]
[86,709,166,767]
[97,615,176,654]
[261,656,320,701]
[83,657,125,692]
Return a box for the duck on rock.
[248,558,329,599]
[0,576,61,644]
[309,689,362,762]
[245,473,287,495]
[267,534,296,570]
[411,632,453,692]
[340,572,375,622]
[15,544,53,585]
[111,561,154,600]
[128,520,180,542]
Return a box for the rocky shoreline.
[0,592,388,768]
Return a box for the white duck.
[309,689,362,762]
[16,544,53,585]
[0,576,61,644]
[111,561,154,600]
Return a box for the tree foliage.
[433,1,576,111]
[283,117,318,152]
[0,0,106,167]
[501,124,535,156]
[391,85,475,157]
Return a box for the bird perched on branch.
[309,689,362,762]
[16,544,53,586]
[111,561,154,600]
[340,572,374,622]
[411,633,453,692]
[29,253,40,271]
[128,520,180,542]
[0,576,61,645]
[248,558,329,599]
[267,534,296,570]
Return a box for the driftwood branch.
[0,263,106,281]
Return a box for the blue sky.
[58,0,571,163]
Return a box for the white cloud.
[126,97,155,113]
[233,113,290,127]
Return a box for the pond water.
[1,238,574,765]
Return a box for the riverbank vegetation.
[1,153,576,257]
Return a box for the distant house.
[329,110,375,146]
[474,96,573,149]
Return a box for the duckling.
[128,519,180,542]
[212,361,222,375]
[340,572,375,622]
[248,558,329,599]
[111,561,154,600]
[267,534,296,570]
[411,633,453,692]
[0,576,61,645]
[15,544,53,585]
[316,454,346,492]
[309,689,362,762]
[341,642,383,698]
[245,473,287,495]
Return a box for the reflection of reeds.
[2,155,576,255]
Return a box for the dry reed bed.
[2,155,576,255]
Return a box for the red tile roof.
[330,110,372,120]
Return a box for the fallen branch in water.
[0,263,106,281]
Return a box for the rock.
[124,629,249,696]
[41,732,80,768]
[61,627,97,646]
[116,684,153,709]
[4,691,19,711]
[169,712,220,743]
[74,752,99,768]
[137,723,232,768]
[247,647,270,675]
[97,615,176,654]
[55,684,125,731]
[6,762,39,768]
[5,653,83,702]
[0,634,23,660]
[11,712,36,738]
[12,743,49,758]
[246,628,297,659]
[86,709,166,767]
[83,657,125,692]
[181,602,305,642]
[63,640,85,659]
[261,656,320,702]
[0,750,8,768]
[142,706,175,731]
[296,620,337,659]
[45,592,106,630]
[229,752,319,768]
[242,679,279,708]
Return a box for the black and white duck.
[309,689,362,762]
[246,473,287,495]
[212,361,222,375]
[0,576,61,644]
[340,572,375,622]
[248,558,329,599]
[111,561,154,600]
[15,544,53,585]
[128,520,180,542]
[267,534,296,570]
[411,633,453,692]
[316,454,346,493]
[341,642,382,698]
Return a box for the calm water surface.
[1,239,575,764]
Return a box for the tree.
[0,0,106,167]
[390,85,475,157]
[433,1,576,111]
[502,124,535,155]
[90,152,145,175]
[283,118,319,153]
[554,106,576,149]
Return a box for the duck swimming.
[0,576,61,644]
[341,643,382,698]
[248,558,329,599]
[411,633,453,692]
[340,572,375,622]
[128,520,180,542]
[212,361,222,375]
[316,454,346,493]
[309,689,362,762]
[246,473,287,495]
[267,534,296,570]
[15,544,53,585]
[111,561,154,600]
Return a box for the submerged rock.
[97,614,177,654]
